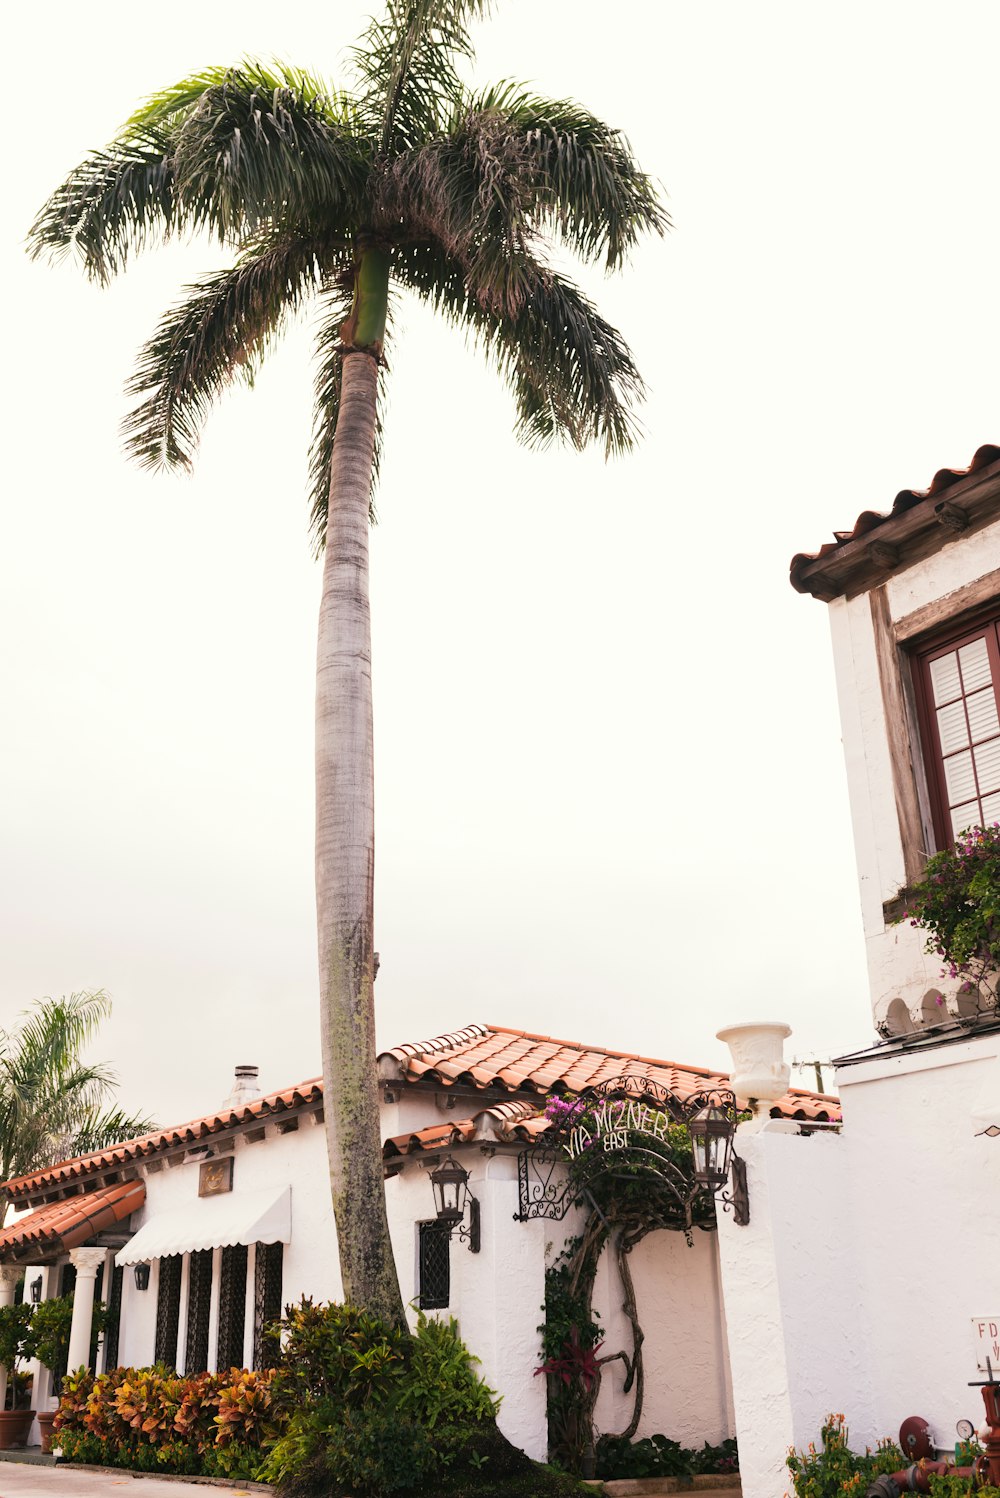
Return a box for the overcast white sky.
[2,1,998,1127]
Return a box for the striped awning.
[116,1185,290,1266]
[0,1180,146,1264]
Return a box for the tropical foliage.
[786,1414,904,1497]
[54,1364,279,1480]
[29,0,665,1323]
[0,992,153,1221]
[898,822,1000,1014]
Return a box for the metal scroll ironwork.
[515,1074,740,1226]
[252,1241,284,1370]
[216,1243,248,1372]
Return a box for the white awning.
[116,1185,290,1266]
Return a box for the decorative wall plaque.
[198,1157,234,1197]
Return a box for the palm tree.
[29,0,666,1327]
[0,992,154,1227]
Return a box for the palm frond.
[27,126,175,284]
[64,1106,157,1160]
[394,243,645,456]
[165,65,371,241]
[455,86,668,269]
[123,59,343,132]
[122,231,341,473]
[379,114,536,316]
[353,0,492,153]
[308,291,389,551]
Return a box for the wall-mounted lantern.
[429,1155,480,1253]
[689,1095,750,1227]
[29,1276,43,1304]
[134,1263,151,1291]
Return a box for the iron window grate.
[418,1221,450,1310]
[154,1255,182,1368]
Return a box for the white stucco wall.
[828,515,1000,1028]
[591,1227,734,1448]
[715,1034,1000,1498]
[716,1118,872,1498]
[836,1032,1000,1442]
[118,1114,342,1370]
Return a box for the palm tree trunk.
[315,247,404,1328]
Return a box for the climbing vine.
[536,1094,717,1472]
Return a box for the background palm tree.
[29,0,666,1324]
[0,991,154,1227]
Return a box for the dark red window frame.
[912,610,1000,850]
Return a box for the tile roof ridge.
[382,1023,491,1060]
[482,1023,732,1079]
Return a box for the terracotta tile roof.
[790,444,1000,601]
[5,1023,837,1203]
[378,1023,838,1121]
[0,1179,146,1262]
[2,1079,323,1203]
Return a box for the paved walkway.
[0,1467,262,1497]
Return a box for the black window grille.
[59,1262,77,1299]
[88,1262,104,1374]
[253,1242,284,1369]
[154,1256,182,1368]
[103,1265,124,1372]
[418,1222,450,1310]
[216,1244,248,1372]
[184,1250,213,1373]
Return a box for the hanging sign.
[973,1317,1000,1372]
[565,1098,671,1159]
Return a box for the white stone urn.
[717,1021,792,1102]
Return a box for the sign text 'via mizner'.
[565,1098,670,1159]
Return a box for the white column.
[66,1248,107,1374]
[0,1265,20,1412]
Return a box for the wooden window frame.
[911,613,1000,850]
[871,570,1000,922]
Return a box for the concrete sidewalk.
[0,1465,265,1497]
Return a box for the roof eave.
[791,451,1000,602]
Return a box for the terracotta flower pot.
[36,1409,58,1454]
[0,1408,36,1449]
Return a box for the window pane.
[974,739,1000,795]
[982,790,1000,825]
[943,749,976,805]
[936,700,969,754]
[930,652,961,706]
[951,801,981,838]
[959,637,992,693]
[967,687,1000,745]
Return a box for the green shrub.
[928,1476,1000,1496]
[595,1432,738,1480]
[786,1414,904,1497]
[271,1297,410,1410]
[395,1311,499,1428]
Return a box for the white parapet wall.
[716,1029,1000,1498]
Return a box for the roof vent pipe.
[223,1064,260,1110]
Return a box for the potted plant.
[24,1295,74,1452]
[0,1301,35,1448]
[26,1294,107,1452]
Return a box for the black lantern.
[29,1276,43,1304]
[688,1094,750,1226]
[689,1104,734,1189]
[429,1155,480,1252]
[134,1263,151,1291]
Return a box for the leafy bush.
[898,821,1000,1012]
[0,1302,34,1408]
[595,1432,738,1480]
[786,1414,904,1497]
[264,1300,501,1497]
[929,1476,1000,1496]
[53,1364,280,1479]
[395,1311,500,1428]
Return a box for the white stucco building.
[0,1023,833,1460]
[712,443,1000,1498]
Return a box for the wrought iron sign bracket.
[717,1150,750,1226]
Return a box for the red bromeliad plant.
[536,1326,604,1391]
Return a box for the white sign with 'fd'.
[973,1317,1000,1372]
